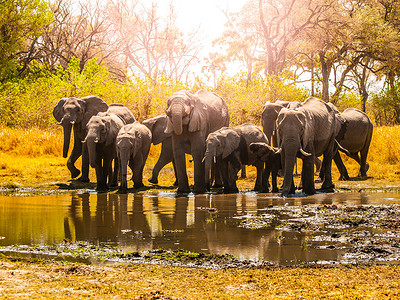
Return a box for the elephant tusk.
[94,138,99,143]
[70,121,75,125]
[57,121,62,125]
[214,156,216,164]
[300,148,312,156]
[275,148,282,154]
[81,139,87,144]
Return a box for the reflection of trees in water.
[64,192,348,262]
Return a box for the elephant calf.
[203,124,268,193]
[116,122,152,193]
[249,142,282,193]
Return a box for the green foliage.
[0,58,311,129]
[0,0,53,81]
[370,84,400,126]
[214,72,309,126]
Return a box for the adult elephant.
[165,89,229,194]
[333,108,373,180]
[203,124,268,193]
[262,100,302,146]
[276,97,337,196]
[83,104,136,191]
[53,96,108,181]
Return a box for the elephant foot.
[148,177,158,184]
[193,188,207,195]
[176,187,191,196]
[319,182,335,193]
[271,187,279,193]
[173,180,178,187]
[77,176,90,183]
[134,182,145,189]
[118,186,128,194]
[224,187,239,194]
[69,168,81,179]
[96,185,108,192]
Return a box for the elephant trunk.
[203,149,216,187]
[62,121,73,158]
[86,138,98,168]
[170,104,183,135]
[281,138,299,196]
[119,149,130,193]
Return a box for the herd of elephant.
[53,89,373,197]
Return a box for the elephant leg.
[192,150,207,194]
[173,137,190,194]
[95,160,107,191]
[254,161,264,192]
[110,158,119,187]
[301,155,316,195]
[240,165,247,179]
[359,150,369,177]
[225,153,240,193]
[133,154,145,189]
[262,164,271,193]
[149,141,173,184]
[271,166,279,193]
[67,139,82,179]
[79,143,90,182]
[212,160,224,188]
[333,151,350,181]
[320,153,335,192]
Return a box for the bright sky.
[154,0,246,51]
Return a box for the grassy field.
[0,255,399,299]
[1,125,400,299]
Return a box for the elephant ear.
[143,114,170,145]
[222,130,241,159]
[188,95,206,132]
[53,98,67,122]
[105,116,123,146]
[81,96,108,126]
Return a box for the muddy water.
[1,191,400,265]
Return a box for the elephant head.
[84,115,122,168]
[203,128,240,185]
[53,96,108,158]
[275,108,312,195]
[249,142,281,162]
[165,91,205,135]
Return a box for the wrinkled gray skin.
[276,97,337,196]
[84,104,136,191]
[249,142,282,193]
[165,89,229,194]
[53,96,108,181]
[116,122,152,193]
[203,124,268,193]
[143,114,181,186]
[335,108,373,179]
[262,100,302,146]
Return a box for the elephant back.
[235,124,269,165]
[106,104,136,125]
[194,89,230,134]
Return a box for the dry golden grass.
[0,256,399,299]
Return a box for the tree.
[0,0,53,81]
[105,0,201,84]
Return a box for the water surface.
[1,191,400,265]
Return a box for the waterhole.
[1,191,400,266]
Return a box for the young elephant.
[142,114,179,185]
[203,124,268,193]
[116,122,152,193]
[84,104,136,191]
[249,142,282,193]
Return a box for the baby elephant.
[203,124,268,193]
[116,122,152,193]
[250,142,282,193]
